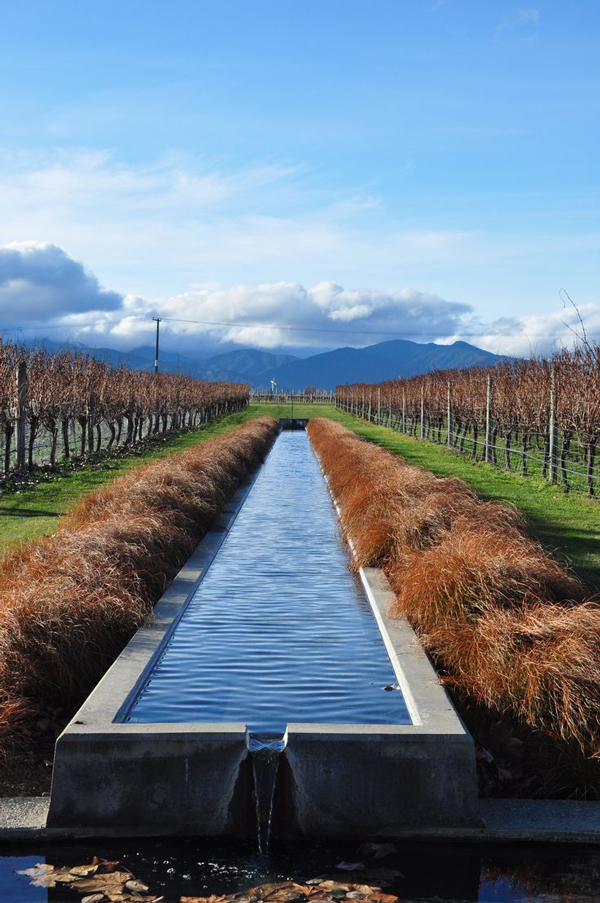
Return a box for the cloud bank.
[0,241,122,323]
[1,242,598,360]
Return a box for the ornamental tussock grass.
[307,418,600,763]
[0,416,277,757]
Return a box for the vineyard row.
[0,340,249,475]
[335,348,600,497]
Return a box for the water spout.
[247,732,287,852]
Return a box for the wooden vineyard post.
[87,392,95,456]
[377,387,381,425]
[549,363,558,484]
[420,385,425,439]
[447,380,452,448]
[484,374,492,464]
[15,361,27,470]
[402,389,406,434]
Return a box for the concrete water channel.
[47,421,478,839]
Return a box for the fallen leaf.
[16,863,64,888]
[71,864,100,878]
[82,895,107,903]
[125,878,150,893]
[73,870,136,895]
[93,857,123,874]
[181,897,229,903]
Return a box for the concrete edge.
[5,798,600,844]
[315,450,470,740]
[55,469,263,730]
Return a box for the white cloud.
[149,281,472,351]
[469,302,600,358]
[0,148,488,300]
[498,8,540,31]
[0,243,473,353]
[4,242,600,361]
[0,241,122,323]
[516,8,540,25]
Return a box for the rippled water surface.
[125,430,410,732]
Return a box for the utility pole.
[153,317,162,375]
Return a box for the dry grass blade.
[307,418,600,764]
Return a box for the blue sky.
[0,1,598,358]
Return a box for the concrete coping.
[54,470,467,741]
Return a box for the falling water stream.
[247,734,287,853]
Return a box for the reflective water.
[3,838,600,902]
[125,431,410,732]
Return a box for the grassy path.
[3,401,600,591]
[0,411,256,554]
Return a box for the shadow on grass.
[0,508,60,518]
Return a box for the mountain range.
[28,337,508,390]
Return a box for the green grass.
[0,404,326,554]
[0,411,258,554]
[329,410,600,591]
[3,401,600,593]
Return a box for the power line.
[158,316,599,339]
[1,314,599,340]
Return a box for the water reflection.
[1,839,600,902]
[125,431,410,731]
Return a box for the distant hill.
[25,336,508,390]
[197,349,298,383]
[266,340,509,391]
[25,338,299,384]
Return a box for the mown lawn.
[3,401,600,591]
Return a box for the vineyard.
[308,418,600,796]
[0,338,249,476]
[336,347,600,497]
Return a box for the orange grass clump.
[0,416,278,755]
[307,418,600,756]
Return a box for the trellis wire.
[335,357,600,497]
[0,345,249,480]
